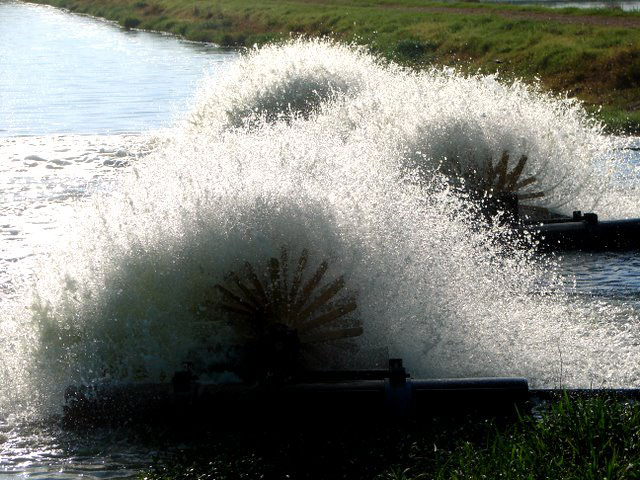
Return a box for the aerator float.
[521,210,640,251]
[488,193,640,251]
[63,358,531,427]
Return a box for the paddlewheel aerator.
[214,246,362,383]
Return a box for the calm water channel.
[487,0,640,10]
[0,1,236,135]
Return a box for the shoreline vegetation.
[30,0,640,134]
[138,394,640,479]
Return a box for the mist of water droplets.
[3,39,640,418]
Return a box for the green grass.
[422,394,640,480]
[139,394,640,480]
[30,0,640,133]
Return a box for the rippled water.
[0,420,153,480]
[0,1,235,135]
[487,0,640,10]
[0,0,235,300]
[560,251,640,294]
[1,1,235,477]
[0,134,148,303]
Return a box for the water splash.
[4,39,640,418]
[188,39,379,129]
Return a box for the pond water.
[0,1,236,135]
[1,1,236,478]
[486,0,640,11]
[0,0,236,299]
[1,1,640,479]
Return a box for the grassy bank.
[139,394,640,479]
[30,0,640,133]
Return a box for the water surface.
[485,0,640,10]
[0,0,236,135]
[1,2,236,477]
